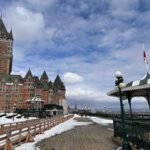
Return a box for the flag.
[143,51,148,64]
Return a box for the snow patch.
[15,115,90,150]
[87,116,113,125]
[0,115,37,125]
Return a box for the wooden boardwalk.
[37,117,117,150]
[0,115,73,150]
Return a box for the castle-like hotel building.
[0,18,67,114]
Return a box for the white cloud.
[63,72,83,84]
[4,5,55,45]
[1,0,149,109]
[4,6,45,43]
[66,86,114,102]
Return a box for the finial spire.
[142,43,149,73]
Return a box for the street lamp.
[115,71,129,150]
[13,103,16,121]
[26,101,30,119]
[104,107,106,115]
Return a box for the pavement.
[36,117,118,150]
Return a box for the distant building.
[0,18,68,114]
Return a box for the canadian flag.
[143,51,148,64]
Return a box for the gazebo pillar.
[145,93,150,111]
[126,94,132,118]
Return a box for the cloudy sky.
[1,0,150,111]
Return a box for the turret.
[24,69,33,81]
[53,75,66,92]
[40,70,48,83]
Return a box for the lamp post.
[13,103,16,121]
[104,107,106,115]
[27,101,30,119]
[115,71,129,150]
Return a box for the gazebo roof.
[26,97,45,103]
[107,73,150,99]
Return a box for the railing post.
[44,120,46,131]
[26,126,34,142]
[39,120,43,134]
[16,123,19,129]
[4,138,14,150]
[48,119,50,129]
[0,124,4,134]
[113,119,117,137]
[52,118,55,127]
[34,124,36,136]
[18,128,22,145]
[4,129,13,150]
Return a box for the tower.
[0,18,13,75]
[53,75,68,114]
[40,70,48,83]
[23,69,34,108]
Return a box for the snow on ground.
[87,116,113,125]
[117,147,122,150]
[15,114,91,150]
[0,115,37,125]
[0,114,114,149]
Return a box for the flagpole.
[143,43,149,73]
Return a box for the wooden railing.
[113,118,150,150]
[0,115,73,150]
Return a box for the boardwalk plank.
[37,117,117,150]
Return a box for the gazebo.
[26,97,45,111]
[108,73,150,117]
[108,72,150,149]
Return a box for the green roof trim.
[0,74,23,83]
[42,82,49,90]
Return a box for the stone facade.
[0,18,68,114]
[0,18,13,75]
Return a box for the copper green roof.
[42,82,49,90]
[0,74,23,83]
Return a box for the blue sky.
[1,0,150,111]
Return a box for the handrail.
[113,118,150,150]
[0,115,73,150]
